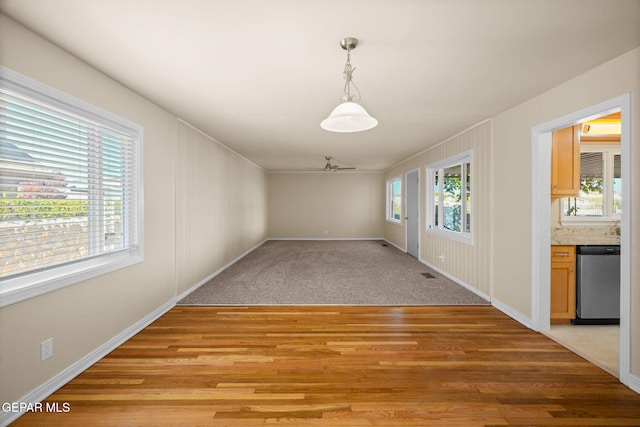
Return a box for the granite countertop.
[550,225,620,246]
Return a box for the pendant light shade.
[321,37,377,133]
[320,101,378,132]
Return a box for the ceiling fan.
[323,156,355,172]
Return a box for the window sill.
[427,227,473,245]
[560,218,620,227]
[386,219,402,226]
[0,248,143,308]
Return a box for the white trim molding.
[267,237,384,241]
[383,238,406,252]
[491,297,533,330]
[386,175,403,224]
[0,299,175,427]
[425,150,474,245]
[419,258,491,302]
[177,239,267,301]
[0,66,145,309]
[628,373,640,394]
[530,93,632,390]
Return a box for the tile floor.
[543,324,619,377]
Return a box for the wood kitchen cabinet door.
[551,125,580,197]
[550,245,576,322]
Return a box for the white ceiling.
[2,0,639,171]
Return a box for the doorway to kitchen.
[546,112,622,377]
[530,94,632,386]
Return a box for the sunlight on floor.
[543,325,619,377]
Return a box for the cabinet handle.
[553,253,570,257]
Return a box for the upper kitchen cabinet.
[551,125,580,197]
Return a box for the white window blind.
[0,67,143,306]
[562,146,621,222]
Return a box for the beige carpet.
[178,240,489,306]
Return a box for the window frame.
[561,143,621,225]
[0,67,144,308]
[386,176,402,224]
[426,150,473,244]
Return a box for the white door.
[406,170,419,258]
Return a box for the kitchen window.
[0,67,143,307]
[562,145,621,224]
[426,151,472,243]
[386,176,402,223]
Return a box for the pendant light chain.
[342,48,361,103]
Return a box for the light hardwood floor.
[12,306,640,426]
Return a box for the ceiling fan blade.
[322,155,355,171]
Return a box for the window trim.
[561,143,620,226]
[0,66,144,308]
[386,176,402,224]
[426,150,473,244]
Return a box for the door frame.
[530,93,631,385]
[405,168,420,258]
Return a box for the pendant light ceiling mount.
[340,36,359,51]
[320,36,378,133]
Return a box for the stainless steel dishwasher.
[572,245,620,325]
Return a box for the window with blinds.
[0,67,143,307]
[562,146,621,222]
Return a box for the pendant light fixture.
[321,37,378,133]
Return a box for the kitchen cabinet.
[551,125,580,197]
[550,245,576,322]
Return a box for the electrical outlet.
[41,338,53,361]
[438,255,445,263]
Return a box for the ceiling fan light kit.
[321,37,378,133]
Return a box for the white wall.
[0,14,268,412]
[0,14,176,404]
[384,121,492,297]
[491,47,640,376]
[176,121,267,296]
[268,172,384,239]
[2,12,638,416]
[384,47,640,381]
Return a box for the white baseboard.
[4,238,634,427]
[2,239,272,426]
[416,259,531,329]
[492,299,640,396]
[491,297,533,329]
[267,237,384,241]
[0,298,176,427]
[417,258,535,337]
[418,258,491,302]
[627,373,640,394]
[176,239,268,301]
[383,239,406,252]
